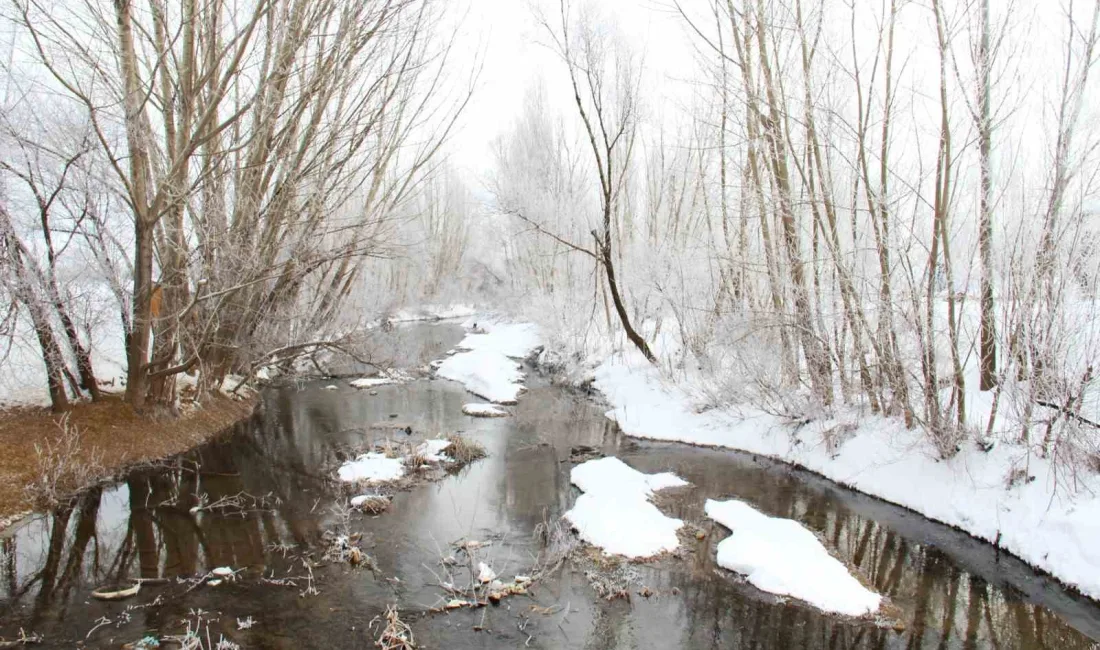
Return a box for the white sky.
[446,0,698,190]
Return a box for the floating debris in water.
[91,581,140,601]
[477,562,496,584]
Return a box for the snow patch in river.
[350,368,414,389]
[338,438,454,483]
[337,453,405,483]
[706,499,881,617]
[564,457,688,559]
[415,438,453,462]
[435,322,540,404]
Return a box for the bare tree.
[977,0,998,392]
[0,115,101,401]
[10,0,470,409]
[0,202,69,411]
[537,0,655,363]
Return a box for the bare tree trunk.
[0,206,70,411]
[978,0,998,391]
[928,0,966,442]
[752,0,833,405]
[850,0,912,424]
[36,198,101,401]
[933,0,965,429]
[114,0,157,409]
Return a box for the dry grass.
[353,495,391,514]
[23,414,106,509]
[0,394,255,526]
[444,433,486,465]
[404,450,432,469]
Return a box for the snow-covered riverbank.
[594,349,1100,601]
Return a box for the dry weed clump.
[24,414,105,508]
[352,494,391,514]
[444,433,486,465]
[372,605,415,650]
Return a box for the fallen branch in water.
[0,628,43,647]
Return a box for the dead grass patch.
[23,413,106,509]
[0,394,255,527]
[444,433,486,465]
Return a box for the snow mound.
[415,438,453,462]
[462,403,508,417]
[564,457,688,558]
[454,322,541,357]
[337,453,405,483]
[435,322,541,404]
[339,439,457,482]
[436,349,525,403]
[705,499,880,617]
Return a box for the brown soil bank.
[0,394,256,528]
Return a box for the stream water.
[1,323,1099,649]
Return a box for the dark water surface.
[2,323,1099,649]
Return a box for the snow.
[337,453,406,483]
[452,321,541,358]
[705,499,881,617]
[388,304,478,323]
[350,368,414,389]
[436,348,526,403]
[564,457,688,558]
[0,314,128,408]
[350,377,395,389]
[415,438,453,462]
[434,321,541,404]
[339,439,455,482]
[592,350,1100,601]
[462,403,508,417]
[570,455,689,496]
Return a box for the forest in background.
[489,0,1100,487]
[0,0,475,413]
